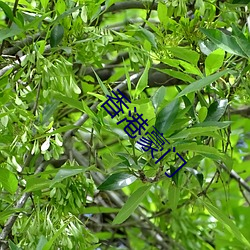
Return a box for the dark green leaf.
[50,24,64,47]
[0,2,14,21]
[155,99,179,133]
[200,28,247,58]
[205,99,228,122]
[176,70,231,98]
[232,0,250,4]
[98,172,137,191]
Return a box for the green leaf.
[168,184,180,210]
[42,223,69,250]
[0,26,23,42]
[50,24,64,47]
[168,47,200,65]
[198,106,208,122]
[205,49,225,75]
[93,70,110,96]
[36,235,48,250]
[0,1,14,21]
[51,166,86,186]
[138,27,157,48]
[112,185,151,224]
[193,121,231,129]
[157,1,168,24]
[205,99,228,122]
[170,127,220,139]
[134,59,151,98]
[80,206,120,214]
[185,167,204,187]
[0,168,18,194]
[200,28,247,58]
[151,86,166,111]
[232,0,250,4]
[98,172,137,191]
[155,99,179,133]
[176,69,231,98]
[8,241,21,250]
[203,201,250,248]
[24,177,51,192]
[156,67,195,83]
[53,92,84,112]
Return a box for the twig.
[219,163,250,193]
[141,0,156,28]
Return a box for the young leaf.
[205,49,225,75]
[155,98,179,133]
[157,1,168,24]
[112,185,151,224]
[50,24,64,47]
[42,223,69,250]
[98,173,137,191]
[168,47,200,65]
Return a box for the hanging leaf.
[168,184,180,210]
[203,201,250,248]
[0,1,14,21]
[50,24,64,47]
[112,185,151,224]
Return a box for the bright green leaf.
[205,49,225,75]
[0,168,18,194]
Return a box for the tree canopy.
[0,0,250,249]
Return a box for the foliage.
[0,0,250,249]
